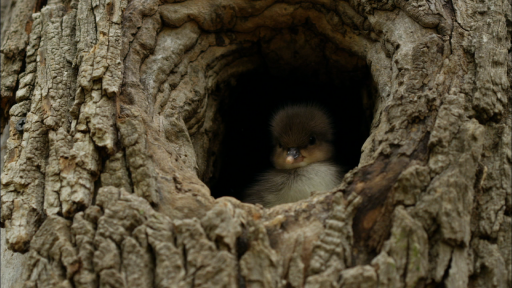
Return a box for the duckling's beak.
[285,148,301,164]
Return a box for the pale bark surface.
[0,0,510,287]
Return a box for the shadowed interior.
[209,62,375,200]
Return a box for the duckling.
[244,105,342,208]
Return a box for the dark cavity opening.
[34,0,48,12]
[208,63,375,201]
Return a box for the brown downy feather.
[271,105,332,148]
[245,104,343,208]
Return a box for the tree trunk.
[1,0,510,287]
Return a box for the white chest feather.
[246,162,342,207]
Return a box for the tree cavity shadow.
[209,65,375,201]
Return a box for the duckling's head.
[271,105,334,169]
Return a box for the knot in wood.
[15,118,26,133]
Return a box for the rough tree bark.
[1,0,510,287]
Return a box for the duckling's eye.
[309,136,316,145]
[278,142,283,148]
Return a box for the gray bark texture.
[1,0,510,287]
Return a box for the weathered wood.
[1,0,510,287]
